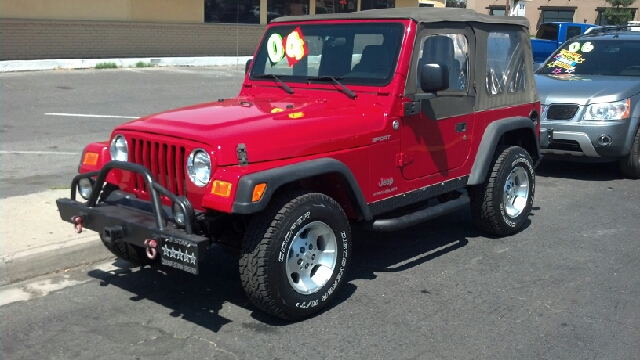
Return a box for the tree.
[604,0,637,25]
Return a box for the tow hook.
[71,215,83,233]
[144,239,158,259]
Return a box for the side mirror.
[420,63,449,93]
[245,59,252,75]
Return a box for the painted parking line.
[0,151,80,155]
[45,113,138,119]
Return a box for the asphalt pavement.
[1,67,639,359]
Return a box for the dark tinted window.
[566,26,582,39]
[536,24,559,41]
[250,23,404,86]
[541,10,574,23]
[538,39,640,76]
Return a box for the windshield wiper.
[253,74,294,94]
[307,76,357,100]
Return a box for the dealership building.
[0,0,637,60]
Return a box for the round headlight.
[186,149,211,187]
[110,135,128,161]
[77,178,95,201]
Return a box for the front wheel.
[240,190,351,320]
[469,146,535,236]
[619,127,640,179]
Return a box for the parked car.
[532,22,597,68]
[536,25,640,178]
[57,8,542,320]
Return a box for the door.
[400,24,476,180]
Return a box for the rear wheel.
[469,146,535,236]
[619,127,640,179]
[240,190,351,321]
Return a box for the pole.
[505,0,510,16]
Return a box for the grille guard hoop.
[70,160,196,234]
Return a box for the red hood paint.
[116,92,384,166]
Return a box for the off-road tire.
[619,127,640,179]
[240,190,351,321]
[100,235,155,266]
[469,146,535,236]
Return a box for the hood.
[535,74,640,105]
[117,93,382,165]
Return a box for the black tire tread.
[620,127,640,179]
[239,190,346,320]
[469,146,531,236]
[100,235,154,266]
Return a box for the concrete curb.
[0,56,253,73]
[0,234,114,286]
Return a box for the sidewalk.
[0,56,252,73]
[0,189,113,286]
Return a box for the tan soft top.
[271,7,529,29]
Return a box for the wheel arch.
[468,116,541,186]
[231,158,373,221]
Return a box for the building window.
[539,7,575,23]
[267,0,309,19]
[361,0,395,11]
[596,7,637,26]
[487,5,506,16]
[316,0,357,14]
[205,0,261,23]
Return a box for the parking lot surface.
[1,68,638,359]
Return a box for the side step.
[366,196,470,232]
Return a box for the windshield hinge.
[236,143,249,166]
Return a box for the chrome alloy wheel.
[503,166,530,218]
[286,221,338,295]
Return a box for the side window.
[486,30,526,95]
[416,33,469,92]
[566,26,582,39]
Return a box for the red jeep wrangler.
[58,8,542,320]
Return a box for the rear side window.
[486,30,527,95]
[566,26,582,39]
[536,24,559,41]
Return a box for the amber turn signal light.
[211,180,232,197]
[252,183,267,202]
[82,152,99,166]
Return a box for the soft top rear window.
[250,22,405,86]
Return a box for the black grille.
[546,104,579,120]
[548,139,582,152]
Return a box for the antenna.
[236,5,240,67]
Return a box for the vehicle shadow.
[87,208,485,331]
[536,159,622,181]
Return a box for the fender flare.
[231,158,373,220]
[467,117,540,186]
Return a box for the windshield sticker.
[568,41,595,53]
[547,49,585,74]
[284,27,308,67]
[267,34,285,65]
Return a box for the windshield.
[250,22,405,86]
[537,39,640,76]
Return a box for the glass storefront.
[205,0,261,23]
[206,0,396,24]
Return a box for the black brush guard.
[56,161,209,268]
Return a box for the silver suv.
[535,26,640,178]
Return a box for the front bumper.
[57,161,209,274]
[540,120,632,158]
